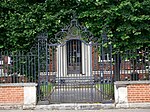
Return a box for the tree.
[78,0,150,50]
[0,0,150,51]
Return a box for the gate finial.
[71,11,77,20]
[102,28,108,43]
[37,32,48,40]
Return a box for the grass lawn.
[40,83,54,96]
[95,83,114,96]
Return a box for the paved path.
[50,86,102,103]
[0,109,150,112]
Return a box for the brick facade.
[0,86,24,104]
[128,84,150,103]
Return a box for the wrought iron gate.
[37,19,114,104]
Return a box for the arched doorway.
[67,39,82,74]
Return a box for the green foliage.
[96,83,114,98]
[0,0,150,51]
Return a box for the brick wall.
[115,81,150,108]
[0,86,24,104]
[128,84,150,103]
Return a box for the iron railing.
[0,51,38,83]
[117,47,150,81]
[1,47,149,83]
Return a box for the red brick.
[0,86,24,104]
[128,84,150,103]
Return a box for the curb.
[35,103,115,110]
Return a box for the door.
[67,40,82,74]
